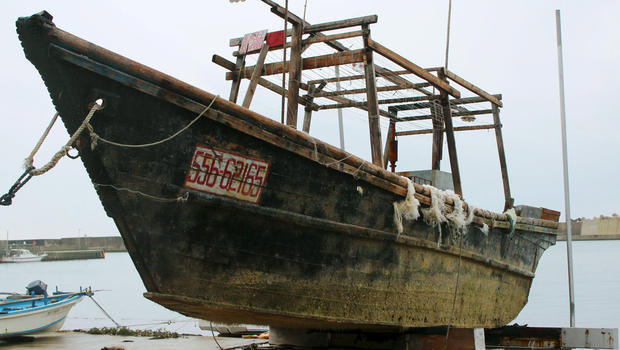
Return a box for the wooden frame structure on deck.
[212,0,514,210]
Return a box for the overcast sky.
[0,1,618,240]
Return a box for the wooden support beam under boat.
[438,69,463,196]
[444,69,503,107]
[362,24,383,167]
[391,94,502,111]
[492,104,514,211]
[397,108,493,122]
[366,38,460,98]
[225,49,366,80]
[228,54,246,103]
[287,23,303,128]
[213,54,320,111]
[320,95,436,110]
[395,123,497,136]
[430,99,443,171]
[312,82,431,98]
[242,45,270,108]
[302,81,327,133]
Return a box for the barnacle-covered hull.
[16,12,557,330]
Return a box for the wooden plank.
[384,107,397,169]
[225,49,365,80]
[366,38,460,98]
[302,30,366,46]
[319,95,435,110]
[228,53,245,103]
[397,108,493,122]
[430,99,443,170]
[302,81,326,133]
[242,45,270,108]
[212,54,320,111]
[395,124,496,136]
[286,23,303,128]
[362,25,383,167]
[304,15,378,33]
[444,69,503,107]
[492,104,514,211]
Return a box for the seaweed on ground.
[75,327,182,339]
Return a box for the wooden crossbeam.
[396,109,493,122]
[225,49,365,80]
[320,95,436,110]
[307,69,412,85]
[395,123,496,136]
[444,69,503,107]
[304,15,378,33]
[366,38,460,98]
[242,45,270,108]
[212,54,320,111]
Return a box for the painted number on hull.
[184,145,269,203]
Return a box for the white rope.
[24,112,59,169]
[94,183,188,203]
[29,103,102,177]
[87,95,218,149]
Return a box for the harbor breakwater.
[556,215,620,241]
[2,236,126,260]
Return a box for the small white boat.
[0,281,89,337]
[0,249,47,263]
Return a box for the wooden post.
[302,81,326,133]
[362,25,383,167]
[384,107,397,169]
[242,44,270,108]
[286,22,303,128]
[229,53,246,103]
[492,104,514,211]
[438,69,462,196]
[431,99,444,171]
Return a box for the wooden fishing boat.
[0,281,88,337]
[13,5,558,331]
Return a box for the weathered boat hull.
[16,12,556,330]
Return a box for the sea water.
[1,241,618,334]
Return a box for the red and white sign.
[185,145,270,204]
[239,30,267,54]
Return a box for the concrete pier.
[41,249,105,261]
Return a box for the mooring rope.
[27,102,102,177]
[88,294,121,328]
[87,94,218,149]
